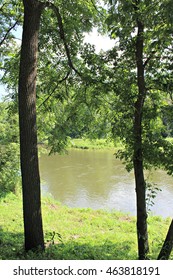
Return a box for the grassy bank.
[0,193,172,260]
[68,138,115,150]
[38,138,122,155]
[38,138,117,155]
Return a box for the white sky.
[84,28,115,53]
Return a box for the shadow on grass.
[0,227,24,260]
[0,229,136,260]
[44,240,135,260]
[0,190,10,200]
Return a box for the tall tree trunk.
[18,0,44,251]
[133,17,149,259]
[158,219,173,260]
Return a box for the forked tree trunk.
[133,17,149,259]
[18,0,44,251]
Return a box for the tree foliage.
[0,102,20,196]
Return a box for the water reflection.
[39,149,173,217]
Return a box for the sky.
[84,28,115,53]
[0,28,115,100]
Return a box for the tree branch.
[89,0,104,17]
[143,55,153,68]
[0,2,7,12]
[143,53,172,68]
[0,20,19,46]
[38,71,70,109]
[44,2,82,77]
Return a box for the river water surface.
[39,149,173,217]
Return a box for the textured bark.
[18,0,44,251]
[133,17,149,259]
[158,219,173,260]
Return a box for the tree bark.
[133,17,149,259]
[158,219,173,260]
[18,0,44,251]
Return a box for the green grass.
[68,138,116,150]
[0,193,172,260]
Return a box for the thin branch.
[44,2,82,77]
[143,54,154,68]
[144,53,173,68]
[38,71,70,108]
[0,20,19,46]
[0,2,7,12]
[89,0,105,17]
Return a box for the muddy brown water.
[39,149,173,217]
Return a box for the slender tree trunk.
[18,0,44,251]
[133,17,149,259]
[158,219,173,260]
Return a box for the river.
[39,149,173,217]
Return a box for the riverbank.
[68,138,116,150]
[39,138,118,153]
[0,193,172,260]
